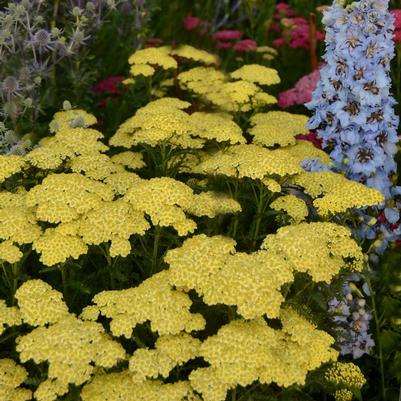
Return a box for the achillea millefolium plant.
[0,44,387,401]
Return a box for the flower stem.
[365,273,386,400]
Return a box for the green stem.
[231,388,237,401]
[60,263,68,300]
[365,273,386,400]
[150,226,161,277]
[251,182,265,250]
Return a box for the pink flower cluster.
[183,14,257,53]
[271,3,324,49]
[278,68,321,109]
[391,9,401,43]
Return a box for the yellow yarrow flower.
[230,64,280,86]
[78,200,150,257]
[81,372,196,401]
[49,109,97,132]
[271,194,309,223]
[128,46,177,70]
[0,155,26,182]
[187,192,242,218]
[15,279,70,326]
[193,144,303,179]
[32,227,88,266]
[130,64,156,77]
[261,222,364,283]
[26,173,113,224]
[293,171,384,215]
[325,362,366,389]
[0,359,31,401]
[90,270,206,338]
[129,333,201,382]
[110,151,145,170]
[249,111,309,147]
[334,389,354,401]
[171,44,219,65]
[0,300,21,335]
[0,240,23,263]
[16,316,126,391]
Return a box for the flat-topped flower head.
[271,194,309,223]
[128,46,177,70]
[0,155,26,182]
[171,45,219,65]
[230,64,281,86]
[0,359,31,401]
[49,109,97,132]
[249,111,309,147]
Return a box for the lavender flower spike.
[306,0,399,201]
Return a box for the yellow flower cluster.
[129,333,201,382]
[165,234,293,319]
[15,279,70,326]
[78,200,150,257]
[0,300,21,335]
[86,270,206,338]
[261,222,364,283]
[293,171,384,215]
[110,151,145,170]
[187,191,242,218]
[192,144,303,179]
[190,308,337,401]
[325,362,366,389]
[81,372,197,401]
[230,64,281,86]
[334,389,354,401]
[171,44,219,65]
[49,109,97,132]
[177,66,277,113]
[271,194,308,223]
[128,46,177,76]
[0,358,31,401]
[284,140,333,166]
[249,111,309,147]
[127,45,219,79]
[26,173,113,223]
[0,155,26,183]
[110,98,245,149]
[0,189,41,263]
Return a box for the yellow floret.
[230,64,280,86]
[249,111,309,147]
[334,389,354,401]
[15,279,70,326]
[0,240,23,263]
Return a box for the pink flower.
[296,131,322,148]
[94,76,125,95]
[270,22,281,32]
[234,39,257,52]
[276,2,290,11]
[273,37,286,47]
[183,14,201,31]
[391,10,401,29]
[213,30,243,41]
[216,41,233,49]
[278,68,321,109]
[394,29,401,43]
